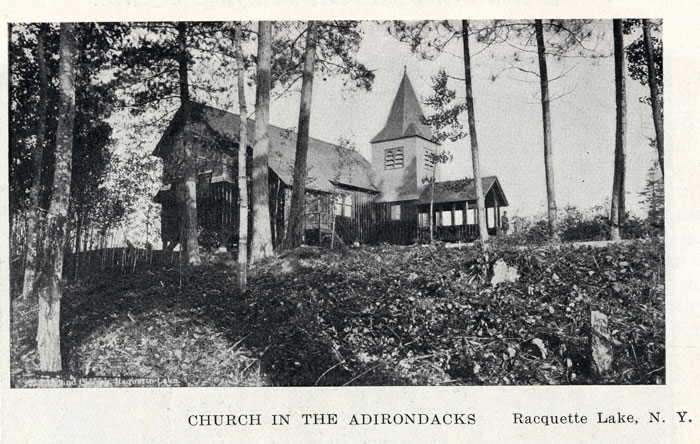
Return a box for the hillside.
[11,238,665,387]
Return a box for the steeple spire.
[370,70,434,144]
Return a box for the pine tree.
[641,161,664,229]
[535,19,560,242]
[278,21,375,249]
[610,19,628,241]
[461,20,489,242]
[642,19,664,177]
[286,21,318,249]
[623,19,663,177]
[176,22,201,266]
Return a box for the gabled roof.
[154,103,377,193]
[370,70,434,144]
[417,176,509,206]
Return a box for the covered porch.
[416,176,509,242]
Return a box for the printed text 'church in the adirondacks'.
[153,70,509,249]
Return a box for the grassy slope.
[11,239,665,387]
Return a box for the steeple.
[370,70,434,144]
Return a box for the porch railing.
[418,224,479,242]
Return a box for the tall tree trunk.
[462,20,489,242]
[535,20,560,242]
[611,19,628,241]
[22,24,49,299]
[286,21,318,249]
[250,21,274,262]
[177,22,201,265]
[36,23,77,372]
[429,180,435,243]
[234,22,249,292]
[643,19,664,178]
[74,213,82,255]
[331,190,337,250]
[73,212,82,280]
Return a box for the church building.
[153,70,508,248]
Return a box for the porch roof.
[417,176,509,206]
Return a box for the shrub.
[506,206,664,245]
[560,206,609,242]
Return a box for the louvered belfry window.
[385,147,404,170]
[425,148,435,170]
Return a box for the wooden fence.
[63,248,182,281]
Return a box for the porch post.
[465,201,469,238]
[417,209,421,239]
[495,199,500,234]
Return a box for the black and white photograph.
[6,18,666,389]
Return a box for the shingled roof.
[370,70,435,144]
[154,103,377,193]
[417,176,509,206]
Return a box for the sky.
[261,20,659,219]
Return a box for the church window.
[335,194,353,217]
[390,204,401,220]
[334,195,343,216]
[343,195,352,217]
[419,212,430,227]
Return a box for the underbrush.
[509,207,664,245]
[11,239,665,387]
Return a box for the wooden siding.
[199,181,237,235]
[372,200,419,244]
[302,187,377,245]
[337,187,375,243]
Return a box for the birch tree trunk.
[462,20,489,242]
[286,21,318,249]
[250,21,274,262]
[643,19,664,178]
[331,190,337,250]
[36,23,77,372]
[22,24,49,299]
[535,20,560,242]
[235,22,249,292]
[177,22,201,266]
[611,19,628,241]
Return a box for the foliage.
[12,239,664,387]
[559,206,610,242]
[640,161,664,230]
[422,69,468,143]
[500,206,663,246]
[9,24,120,216]
[8,23,142,256]
[272,21,375,94]
[623,19,663,106]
